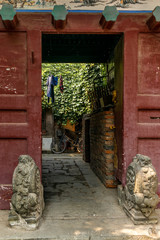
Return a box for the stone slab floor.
[0,153,160,240]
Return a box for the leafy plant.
[42,63,106,125]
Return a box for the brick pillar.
[90,107,117,188]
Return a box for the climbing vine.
[42,63,107,125]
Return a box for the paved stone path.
[0,153,160,239]
[42,154,124,221]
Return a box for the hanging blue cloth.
[46,75,54,103]
[53,76,58,86]
[46,74,58,103]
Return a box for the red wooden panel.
[138,109,160,123]
[0,110,27,123]
[138,138,160,192]
[137,95,160,109]
[138,124,160,138]
[0,96,28,109]
[114,37,124,181]
[138,33,160,94]
[0,32,28,209]
[0,138,27,183]
[0,123,29,138]
[0,32,27,95]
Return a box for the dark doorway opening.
[42,34,122,63]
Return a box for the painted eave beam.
[0,4,18,29]
[100,6,119,30]
[51,5,68,29]
[147,6,160,31]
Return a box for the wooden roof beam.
[147,6,160,31]
[0,4,18,29]
[51,5,68,29]
[99,6,119,30]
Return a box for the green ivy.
[42,63,106,125]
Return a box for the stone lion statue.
[121,154,159,224]
[8,155,44,230]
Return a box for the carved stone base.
[8,210,41,230]
[118,183,159,225]
[123,203,158,225]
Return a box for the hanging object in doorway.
[60,75,64,93]
[46,74,58,103]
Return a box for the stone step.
[0,236,157,240]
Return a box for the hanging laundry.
[60,75,64,93]
[46,74,57,103]
[53,76,58,86]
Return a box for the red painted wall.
[0,12,160,208]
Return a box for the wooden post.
[99,6,119,30]
[51,5,68,29]
[147,6,160,31]
[0,4,18,29]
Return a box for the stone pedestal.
[123,203,158,225]
[8,155,45,230]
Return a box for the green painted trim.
[0,4,16,21]
[153,6,160,22]
[51,5,68,21]
[102,6,119,22]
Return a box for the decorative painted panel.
[0,0,159,11]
